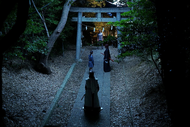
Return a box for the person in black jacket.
[103,44,111,72]
[83,71,102,113]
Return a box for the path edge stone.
[41,63,76,127]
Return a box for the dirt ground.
[110,48,171,126]
[2,45,171,126]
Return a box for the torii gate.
[69,7,130,60]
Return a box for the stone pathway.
[67,48,110,127]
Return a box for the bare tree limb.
[37,0,76,74]
[31,0,50,38]
[150,47,163,83]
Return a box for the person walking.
[83,71,102,113]
[97,30,104,49]
[103,44,111,72]
[88,51,94,71]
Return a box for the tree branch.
[150,47,163,83]
[31,0,50,38]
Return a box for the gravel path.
[2,45,171,126]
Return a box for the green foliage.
[3,36,48,61]
[24,37,48,55]
[3,0,75,61]
[108,0,158,61]
[119,50,138,57]
[1,5,17,34]
[3,47,25,61]
[97,40,104,45]
[103,35,117,46]
[24,19,44,34]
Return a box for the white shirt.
[97,32,103,41]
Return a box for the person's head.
[90,50,93,55]
[99,30,101,33]
[89,70,95,79]
[105,44,109,48]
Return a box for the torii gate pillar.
[70,7,130,59]
[76,12,82,60]
[116,12,121,54]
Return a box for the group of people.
[83,43,111,114]
[88,44,111,73]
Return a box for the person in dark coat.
[83,71,102,113]
[88,51,94,71]
[104,44,111,72]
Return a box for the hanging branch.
[31,0,50,38]
[150,47,163,83]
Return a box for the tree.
[110,0,158,57]
[1,0,51,62]
[36,0,76,74]
[86,0,106,7]
[74,0,107,7]
[111,0,190,125]
[1,0,113,75]
[0,0,29,126]
[36,0,111,74]
[31,0,50,38]
[109,0,160,74]
[155,1,190,126]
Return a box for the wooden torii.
[69,7,130,60]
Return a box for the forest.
[0,0,190,126]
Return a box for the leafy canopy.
[108,0,158,61]
[2,0,75,60]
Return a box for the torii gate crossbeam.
[70,7,130,60]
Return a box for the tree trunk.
[0,0,29,126]
[0,54,4,127]
[0,0,29,54]
[36,0,76,74]
[155,1,190,126]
